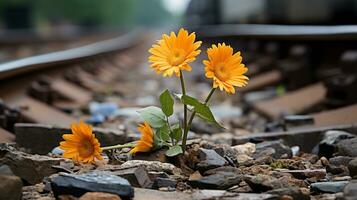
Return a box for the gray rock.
[343,180,357,200]
[337,137,357,157]
[317,130,355,158]
[348,158,357,178]
[254,140,292,159]
[310,181,349,193]
[327,156,353,175]
[111,166,152,188]
[244,175,285,192]
[51,171,134,199]
[0,164,14,175]
[196,148,228,172]
[268,187,310,200]
[15,123,127,154]
[189,170,242,190]
[152,177,177,189]
[0,143,63,184]
[0,175,22,200]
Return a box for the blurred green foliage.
[0,0,175,29]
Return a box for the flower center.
[168,48,186,66]
[214,62,230,81]
[78,140,94,158]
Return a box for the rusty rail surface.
[192,24,357,40]
[0,29,142,80]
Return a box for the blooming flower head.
[130,122,154,154]
[148,28,202,77]
[60,121,103,163]
[203,43,249,94]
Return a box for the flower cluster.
[59,28,248,163]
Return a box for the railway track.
[0,26,357,200]
[0,29,146,139]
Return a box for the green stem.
[166,117,175,146]
[181,88,216,151]
[179,70,187,139]
[101,142,136,151]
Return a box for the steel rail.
[191,24,357,40]
[0,29,142,80]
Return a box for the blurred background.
[1,0,357,32]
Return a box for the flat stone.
[111,166,152,188]
[254,140,292,159]
[244,174,285,192]
[189,171,242,190]
[337,137,357,157]
[79,192,121,200]
[348,158,357,178]
[0,174,22,200]
[119,160,182,176]
[343,180,357,200]
[152,177,177,189]
[0,143,63,184]
[15,123,127,154]
[196,148,228,172]
[51,171,133,200]
[310,181,349,193]
[133,188,276,200]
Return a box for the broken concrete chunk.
[15,123,127,154]
[119,160,182,176]
[111,166,152,188]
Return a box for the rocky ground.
[1,35,357,200]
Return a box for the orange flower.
[203,43,249,94]
[60,121,103,163]
[148,28,202,77]
[130,122,154,154]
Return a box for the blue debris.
[86,113,105,125]
[87,102,119,124]
[89,102,118,117]
[51,146,64,155]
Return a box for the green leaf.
[138,106,166,128]
[165,145,183,157]
[159,89,174,117]
[172,126,182,141]
[157,125,170,142]
[181,95,224,128]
